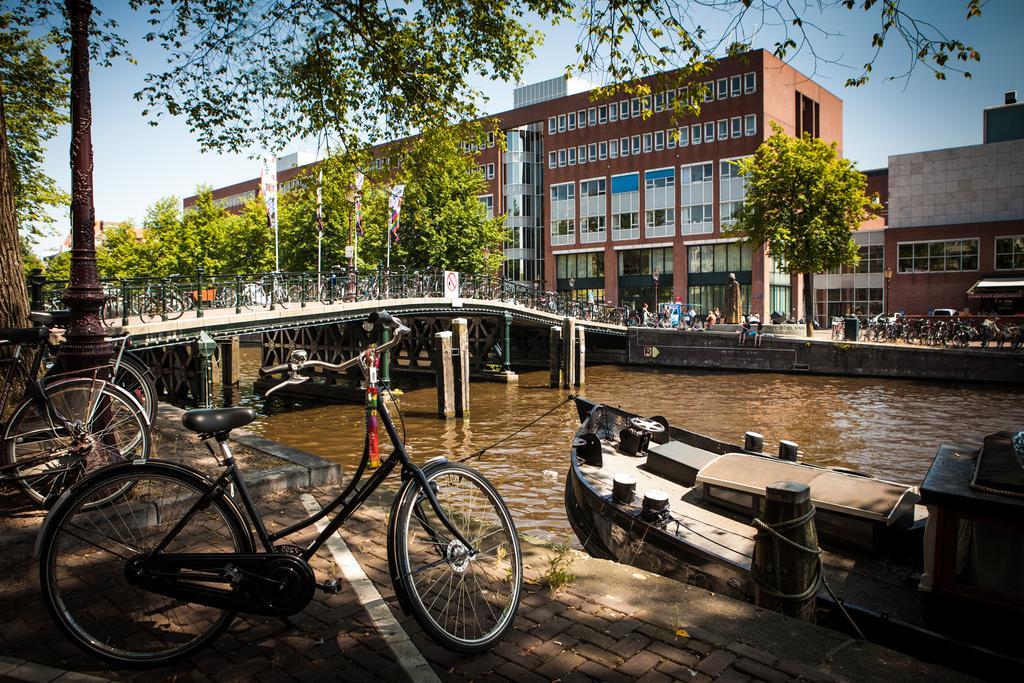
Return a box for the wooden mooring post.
[452,318,470,418]
[219,336,240,386]
[751,481,819,622]
[434,331,455,419]
[574,325,586,388]
[561,317,576,389]
[549,326,562,388]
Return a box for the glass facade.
[896,239,979,273]
[617,247,673,308]
[686,242,753,315]
[503,124,544,283]
[719,158,748,227]
[579,179,606,243]
[611,173,640,241]
[681,162,714,235]
[550,182,575,246]
[995,236,1024,271]
[769,257,791,318]
[556,252,605,303]
[644,168,675,238]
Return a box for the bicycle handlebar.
[259,363,290,377]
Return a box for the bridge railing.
[28,268,631,327]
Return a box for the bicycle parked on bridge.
[37,311,523,665]
[0,313,150,507]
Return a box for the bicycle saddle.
[182,407,256,436]
[0,326,49,345]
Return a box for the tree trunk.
[803,272,814,337]
[57,0,112,371]
[0,82,29,330]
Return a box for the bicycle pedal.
[317,578,343,594]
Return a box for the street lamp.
[884,265,893,317]
[568,277,575,301]
[345,186,358,301]
[652,268,660,309]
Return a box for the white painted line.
[299,494,440,683]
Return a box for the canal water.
[227,347,1024,542]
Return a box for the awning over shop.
[967,277,1024,299]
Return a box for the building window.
[642,95,651,113]
[585,143,595,162]
[643,133,653,153]
[578,110,586,128]
[691,124,701,145]
[580,178,607,244]
[719,158,748,227]
[557,252,604,278]
[815,287,883,323]
[611,172,640,241]
[548,117,556,135]
[717,119,729,140]
[558,114,566,132]
[654,92,665,112]
[619,247,673,275]
[588,107,597,126]
[744,114,757,137]
[744,72,756,94]
[487,163,495,179]
[681,161,714,235]
[620,101,629,119]
[996,236,1024,270]
[568,111,576,130]
[558,149,566,167]
[598,105,608,124]
[632,135,641,155]
[609,104,618,122]
[704,82,714,103]
[548,151,557,169]
[678,127,689,146]
[687,242,753,315]
[620,136,630,157]
[645,168,676,238]
[598,141,608,159]
[550,182,576,246]
[478,194,494,219]
[568,147,577,165]
[488,132,495,147]
[666,89,676,108]
[654,130,665,150]
[704,122,715,143]
[717,79,728,99]
[897,239,980,273]
[667,130,676,149]
[610,139,619,158]
[578,145,586,164]
[731,75,742,97]
[632,98,642,117]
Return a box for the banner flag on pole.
[388,184,406,243]
[354,171,365,236]
[260,156,279,270]
[316,170,324,235]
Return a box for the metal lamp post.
[884,265,893,317]
[569,277,575,301]
[653,268,660,309]
[345,186,357,301]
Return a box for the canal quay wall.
[627,327,1024,384]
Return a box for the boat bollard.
[612,474,636,505]
[779,440,799,461]
[640,489,671,524]
[573,434,603,467]
[751,481,819,623]
[744,431,764,453]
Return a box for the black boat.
[564,397,1024,679]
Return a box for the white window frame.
[619,101,630,119]
[654,92,665,112]
[579,176,608,244]
[691,124,701,145]
[667,130,676,149]
[717,119,729,140]
[550,182,577,246]
[548,117,557,135]
[730,75,742,97]
[588,143,597,162]
[644,166,676,238]
[679,127,689,147]
[568,111,576,130]
[704,82,714,102]
[558,149,566,167]
[654,130,665,150]
[558,114,566,132]
[598,105,608,124]
[578,110,587,129]
[995,235,1024,270]
[680,160,715,236]
[744,114,757,137]
[568,147,577,165]
[632,135,641,155]
[744,72,757,94]
[487,163,495,179]
[478,194,494,219]
[598,141,608,160]
[620,136,630,157]
[642,133,653,153]
[588,107,597,126]
[548,151,557,169]
[719,156,749,228]
[577,145,586,164]
[611,172,641,241]
[609,139,619,158]
[609,104,618,122]
[717,78,728,100]
[896,238,981,274]
[631,98,642,117]
[666,90,676,108]
[730,117,742,139]
[703,122,715,143]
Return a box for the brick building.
[184,49,841,320]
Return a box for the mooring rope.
[458,395,576,463]
[751,509,866,641]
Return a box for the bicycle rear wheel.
[113,353,158,425]
[38,463,251,665]
[3,379,150,506]
[391,461,522,653]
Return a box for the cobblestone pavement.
[0,482,971,683]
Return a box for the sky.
[30,0,1024,255]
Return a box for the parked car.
[930,308,958,317]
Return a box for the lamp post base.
[345,271,357,302]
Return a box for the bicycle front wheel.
[39,463,251,665]
[113,353,158,425]
[3,379,150,506]
[391,461,522,653]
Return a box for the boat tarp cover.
[696,453,918,523]
[972,431,1024,495]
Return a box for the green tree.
[727,122,872,337]
[45,249,71,282]
[20,235,44,277]
[356,126,506,273]
[219,199,275,274]
[96,222,153,279]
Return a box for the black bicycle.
[37,311,523,665]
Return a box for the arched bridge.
[35,269,628,404]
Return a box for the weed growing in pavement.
[542,536,576,595]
